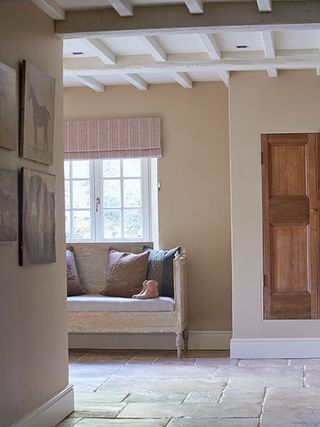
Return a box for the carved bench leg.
[183,327,189,353]
[176,333,184,359]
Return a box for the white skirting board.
[69,331,232,351]
[12,385,74,427]
[231,338,320,359]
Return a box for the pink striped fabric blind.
[64,117,161,160]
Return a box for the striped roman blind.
[64,117,161,160]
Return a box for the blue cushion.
[143,246,181,297]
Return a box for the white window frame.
[65,158,152,243]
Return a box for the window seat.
[67,295,175,313]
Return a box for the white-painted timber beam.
[317,68,320,76]
[56,2,320,39]
[32,0,65,20]
[76,76,105,92]
[81,38,116,65]
[198,33,221,60]
[266,67,278,77]
[184,0,203,14]
[256,0,272,12]
[170,72,193,88]
[260,32,277,77]
[123,74,148,90]
[217,70,230,86]
[261,31,275,58]
[63,50,320,77]
[108,0,133,16]
[140,36,166,62]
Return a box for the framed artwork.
[19,168,56,266]
[20,60,55,165]
[0,62,17,150]
[0,168,17,242]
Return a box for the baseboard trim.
[12,385,74,427]
[231,338,320,359]
[69,331,232,351]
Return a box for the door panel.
[262,133,319,319]
[271,225,309,293]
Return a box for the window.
[64,158,152,242]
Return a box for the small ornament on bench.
[132,280,159,299]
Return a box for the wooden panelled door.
[262,133,320,319]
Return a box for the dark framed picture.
[20,60,55,165]
[0,62,17,151]
[0,168,18,242]
[19,168,56,266]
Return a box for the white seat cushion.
[67,294,175,312]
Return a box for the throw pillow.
[144,246,181,297]
[101,249,149,298]
[66,248,85,296]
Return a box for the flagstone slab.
[75,418,168,426]
[214,366,303,387]
[195,358,239,366]
[289,359,320,366]
[57,418,82,426]
[113,365,216,378]
[184,390,223,403]
[119,402,261,419]
[69,403,124,418]
[75,391,129,404]
[124,391,186,403]
[260,387,320,427]
[167,418,259,427]
[99,377,227,393]
[238,359,289,367]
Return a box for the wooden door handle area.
[310,208,318,213]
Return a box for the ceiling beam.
[56,2,320,39]
[140,36,166,62]
[198,33,221,60]
[261,31,275,57]
[32,0,65,20]
[107,0,133,16]
[184,0,203,14]
[256,0,272,12]
[63,50,320,76]
[170,72,193,88]
[266,67,278,77]
[217,70,230,86]
[81,38,116,64]
[123,74,148,90]
[75,76,105,92]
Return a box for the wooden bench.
[67,243,189,358]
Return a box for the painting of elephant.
[0,62,17,151]
[20,60,55,165]
[0,168,17,242]
[19,168,56,265]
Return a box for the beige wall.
[0,3,69,425]
[230,70,320,339]
[64,83,232,331]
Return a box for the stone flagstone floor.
[58,350,320,427]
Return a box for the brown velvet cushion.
[66,248,85,296]
[101,249,149,298]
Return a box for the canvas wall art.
[0,62,17,150]
[0,168,17,242]
[19,168,56,266]
[20,60,55,165]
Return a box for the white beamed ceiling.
[59,0,320,90]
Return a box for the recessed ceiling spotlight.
[72,51,84,55]
[236,45,248,49]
